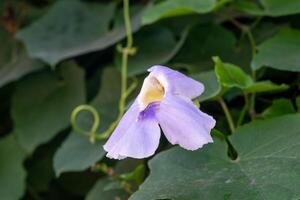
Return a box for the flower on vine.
[103,66,216,159]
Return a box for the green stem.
[70,105,100,143]
[124,0,133,48]
[246,30,256,57]
[219,98,235,133]
[237,93,249,126]
[70,0,134,142]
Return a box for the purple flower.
[103,66,216,159]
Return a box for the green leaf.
[12,61,85,153]
[54,134,105,177]
[262,98,295,118]
[130,114,300,200]
[0,50,44,88]
[0,135,26,200]
[54,67,120,176]
[252,28,300,72]
[234,0,300,16]
[142,0,216,25]
[244,81,289,93]
[296,96,300,112]
[192,70,221,101]
[116,26,185,77]
[86,178,128,200]
[214,57,289,94]
[214,56,253,89]
[173,24,236,73]
[16,0,144,66]
[120,164,145,183]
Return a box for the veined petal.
[103,100,140,151]
[104,104,161,159]
[148,65,204,99]
[156,95,215,150]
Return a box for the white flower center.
[138,76,164,109]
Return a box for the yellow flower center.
[138,76,164,109]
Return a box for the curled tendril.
[70,78,138,143]
[70,105,100,143]
[70,0,136,144]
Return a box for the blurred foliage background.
[1,0,300,200]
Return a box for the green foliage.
[262,99,295,118]
[86,178,128,200]
[234,0,300,16]
[0,0,300,199]
[142,0,216,24]
[252,29,300,72]
[54,68,120,176]
[115,26,179,77]
[0,135,26,200]
[11,62,85,153]
[192,71,220,101]
[130,114,300,200]
[16,0,144,66]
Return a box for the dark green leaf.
[252,28,300,72]
[54,67,120,175]
[16,0,144,66]
[0,50,44,88]
[173,24,236,73]
[142,0,216,25]
[296,96,300,112]
[262,98,295,118]
[130,114,300,200]
[12,61,85,153]
[116,26,185,77]
[0,135,26,200]
[234,0,300,16]
[192,70,221,101]
[54,134,105,177]
[86,178,128,200]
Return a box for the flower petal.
[156,95,215,150]
[148,65,204,99]
[103,100,140,151]
[104,104,161,159]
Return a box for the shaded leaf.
[16,0,144,65]
[262,98,295,118]
[234,0,300,17]
[142,0,216,25]
[116,26,185,77]
[86,178,128,200]
[192,70,221,101]
[54,67,120,175]
[130,114,300,200]
[296,96,300,112]
[244,81,289,93]
[0,50,44,88]
[12,61,85,153]
[252,28,300,72]
[54,134,105,177]
[173,24,236,72]
[0,135,26,200]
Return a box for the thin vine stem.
[70,0,134,142]
[237,92,249,126]
[218,98,235,134]
[229,17,261,121]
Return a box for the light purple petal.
[103,100,140,151]
[104,104,161,159]
[156,95,215,150]
[148,65,204,99]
